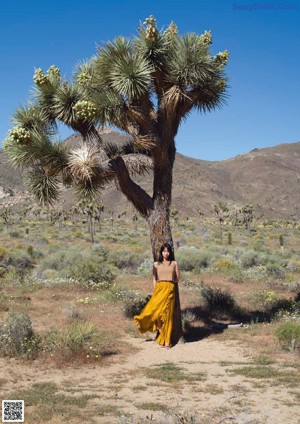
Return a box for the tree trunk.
[88,213,94,243]
[147,145,184,345]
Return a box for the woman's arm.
[152,262,158,289]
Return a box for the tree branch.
[109,156,153,217]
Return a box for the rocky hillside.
[0,129,299,220]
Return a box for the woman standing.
[134,243,180,348]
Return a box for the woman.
[134,243,179,348]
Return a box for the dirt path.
[1,335,299,424]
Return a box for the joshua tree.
[213,202,229,243]
[3,17,229,343]
[240,204,254,231]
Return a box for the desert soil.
[0,333,299,424]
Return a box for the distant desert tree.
[3,17,229,344]
[213,202,229,243]
[240,204,254,231]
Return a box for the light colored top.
[154,260,177,282]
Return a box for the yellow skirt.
[134,281,175,347]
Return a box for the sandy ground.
[0,333,299,424]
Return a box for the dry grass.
[0,215,299,423]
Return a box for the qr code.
[2,400,24,423]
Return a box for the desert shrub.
[242,265,269,281]
[265,263,285,278]
[27,244,34,257]
[0,294,9,311]
[272,298,300,321]
[37,244,109,276]
[181,310,197,334]
[107,250,142,272]
[239,249,268,268]
[73,230,83,237]
[37,247,81,272]
[64,305,84,321]
[109,286,140,302]
[44,322,118,361]
[275,321,300,353]
[8,250,35,281]
[26,245,43,260]
[10,250,35,270]
[69,258,115,288]
[0,312,41,359]
[123,294,151,318]
[40,268,59,280]
[0,246,9,261]
[239,249,287,279]
[252,290,279,309]
[199,283,238,314]
[287,257,300,273]
[227,232,232,245]
[211,258,242,280]
[9,231,19,238]
[58,322,95,354]
[176,247,216,272]
[137,258,153,277]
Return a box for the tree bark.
[146,143,184,345]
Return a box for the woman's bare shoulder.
[153,261,158,268]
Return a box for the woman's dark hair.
[158,243,175,263]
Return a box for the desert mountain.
[0,128,299,220]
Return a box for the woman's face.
[162,247,170,260]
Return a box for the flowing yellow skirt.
[134,281,175,347]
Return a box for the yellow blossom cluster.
[199,30,212,45]
[143,15,158,41]
[8,127,31,144]
[73,100,97,120]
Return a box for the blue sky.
[0,0,299,161]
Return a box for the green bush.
[37,245,109,277]
[239,249,267,268]
[108,250,142,272]
[177,247,216,272]
[275,321,300,353]
[10,250,35,271]
[239,249,286,277]
[181,310,197,334]
[137,258,153,277]
[0,312,41,359]
[44,322,118,360]
[69,258,115,287]
[123,295,151,318]
[199,284,238,314]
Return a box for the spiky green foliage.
[3,129,68,169]
[12,105,55,136]
[83,18,228,142]
[25,166,60,207]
